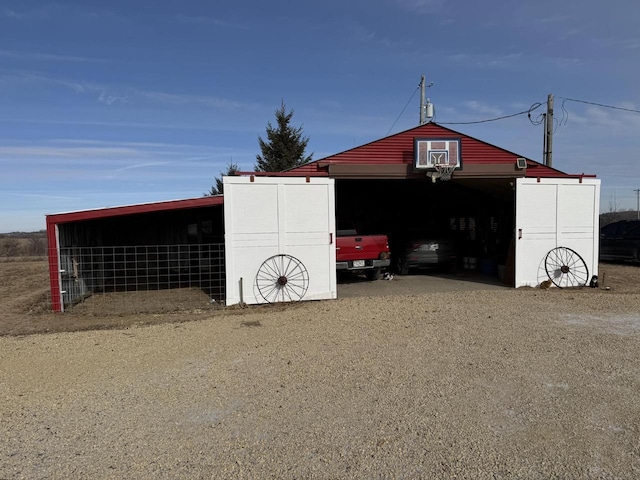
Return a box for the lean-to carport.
[46,196,225,312]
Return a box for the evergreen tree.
[255,101,313,172]
[205,160,239,196]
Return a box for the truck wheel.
[367,268,381,281]
[397,259,409,275]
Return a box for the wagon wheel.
[255,254,309,303]
[544,247,589,288]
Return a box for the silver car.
[395,233,457,274]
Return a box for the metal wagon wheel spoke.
[544,247,589,288]
[255,254,309,303]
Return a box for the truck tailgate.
[336,234,389,261]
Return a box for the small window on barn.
[187,223,198,239]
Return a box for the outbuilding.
[47,123,600,311]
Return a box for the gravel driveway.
[1,285,639,479]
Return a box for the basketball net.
[432,162,456,182]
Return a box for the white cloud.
[561,102,640,133]
[0,139,254,169]
[138,90,254,110]
[462,101,503,117]
[52,139,206,149]
[52,77,257,111]
[550,57,581,68]
[448,52,524,69]
[4,192,78,201]
[0,49,107,63]
[593,37,640,50]
[98,91,128,105]
[392,0,445,14]
[0,116,259,134]
[0,145,142,159]
[352,23,376,43]
[0,6,51,20]
[175,14,249,30]
[486,52,524,67]
[1,4,124,23]
[0,70,257,111]
[0,70,85,92]
[535,14,573,25]
[105,162,169,180]
[446,51,582,71]
[346,20,412,50]
[1,8,25,19]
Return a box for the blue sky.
[1,0,639,232]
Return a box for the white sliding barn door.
[515,178,600,287]
[224,176,336,305]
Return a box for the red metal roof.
[46,195,224,224]
[287,123,592,178]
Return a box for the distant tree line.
[0,232,47,257]
[599,210,638,228]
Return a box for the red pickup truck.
[336,226,391,281]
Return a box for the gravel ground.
[1,283,640,478]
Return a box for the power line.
[391,94,637,132]
[439,103,544,125]
[386,85,420,136]
[560,97,640,114]
[528,102,545,126]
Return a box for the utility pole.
[542,112,546,165]
[419,75,426,125]
[544,94,554,167]
[419,75,434,125]
[635,188,640,220]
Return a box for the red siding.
[286,123,589,178]
[46,216,62,312]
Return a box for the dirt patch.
[0,259,309,336]
[597,262,640,292]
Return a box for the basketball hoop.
[433,162,456,182]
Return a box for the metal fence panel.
[58,243,225,311]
